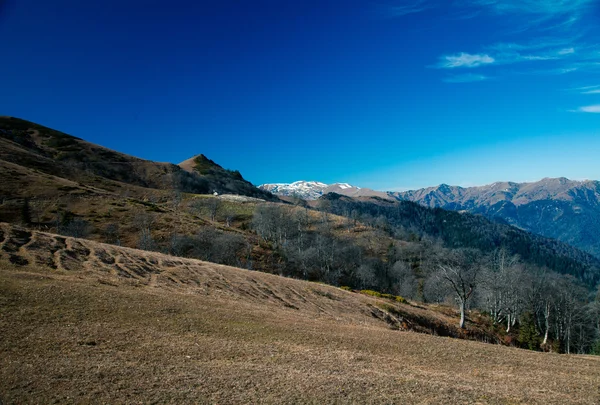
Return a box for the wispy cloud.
[573,105,600,113]
[437,53,495,68]
[486,39,578,64]
[466,0,595,25]
[487,37,576,52]
[572,85,600,94]
[435,36,588,79]
[443,73,489,83]
[455,0,596,38]
[384,0,432,17]
[467,0,594,16]
[386,1,600,82]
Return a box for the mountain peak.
[259,180,388,201]
[178,154,223,173]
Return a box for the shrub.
[518,312,541,351]
[590,340,600,356]
[360,290,382,298]
[360,290,407,304]
[395,296,407,304]
[340,286,352,291]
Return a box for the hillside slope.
[0,116,275,200]
[323,194,600,288]
[1,223,599,404]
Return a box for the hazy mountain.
[259,181,391,200]
[390,178,600,258]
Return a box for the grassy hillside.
[1,223,599,404]
[1,117,599,355]
[0,116,276,200]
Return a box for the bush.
[590,340,600,356]
[360,290,407,303]
[340,286,352,291]
[518,312,541,351]
[360,290,382,298]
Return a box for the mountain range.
[259,181,389,200]
[1,116,599,360]
[1,116,599,286]
[261,178,600,258]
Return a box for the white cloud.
[558,48,575,55]
[464,0,595,34]
[443,73,489,83]
[438,53,495,68]
[489,41,578,64]
[576,85,600,94]
[576,105,600,113]
[487,38,575,52]
[575,85,600,91]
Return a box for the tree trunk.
[459,300,466,329]
[542,303,550,346]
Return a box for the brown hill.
[0,116,275,200]
[1,223,599,404]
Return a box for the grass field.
[1,224,599,404]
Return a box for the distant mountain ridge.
[262,177,600,258]
[259,181,390,200]
[391,177,600,258]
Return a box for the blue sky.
[1,0,600,191]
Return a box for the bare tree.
[317,198,331,224]
[391,260,418,299]
[62,218,90,238]
[133,212,156,251]
[138,228,156,251]
[437,249,482,328]
[104,223,120,245]
[190,197,220,222]
[481,248,526,332]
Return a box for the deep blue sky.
[2,0,600,190]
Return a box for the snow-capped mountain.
[261,177,600,259]
[259,181,391,201]
[259,181,330,200]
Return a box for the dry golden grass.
[0,224,599,404]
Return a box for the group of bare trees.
[89,196,600,354]
[417,246,600,353]
[250,202,600,354]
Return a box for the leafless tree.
[104,223,121,245]
[317,198,331,224]
[481,248,526,332]
[190,197,220,222]
[133,212,156,251]
[436,249,482,328]
[62,218,90,238]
